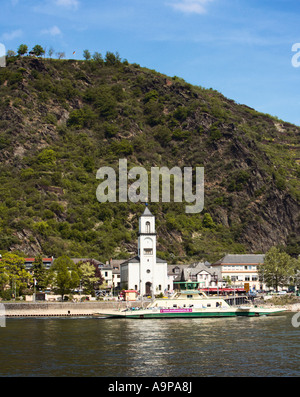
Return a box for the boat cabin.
[149,288,231,310]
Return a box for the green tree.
[17,44,28,56]
[52,256,80,300]
[56,52,65,59]
[0,262,10,298]
[48,47,54,59]
[31,255,48,291]
[93,52,103,63]
[78,262,100,294]
[258,247,294,291]
[33,221,50,237]
[32,45,45,57]
[285,233,300,258]
[37,148,56,167]
[6,50,16,58]
[153,126,172,147]
[202,213,215,229]
[0,253,32,299]
[209,124,223,142]
[67,106,96,129]
[290,257,300,290]
[83,49,91,60]
[173,106,189,122]
[105,51,121,66]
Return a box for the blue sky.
[1,0,300,126]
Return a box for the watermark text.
[291,43,300,68]
[0,304,6,328]
[0,43,6,68]
[291,311,300,328]
[96,159,204,214]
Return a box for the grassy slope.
[0,55,299,263]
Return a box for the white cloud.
[168,0,214,15]
[54,0,79,10]
[1,29,23,41]
[33,0,80,16]
[41,25,62,36]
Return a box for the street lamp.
[232,276,236,306]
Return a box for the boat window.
[173,304,177,308]
[207,304,211,307]
[187,295,193,299]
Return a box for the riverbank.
[3,301,143,317]
[263,302,300,312]
[2,301,300,317]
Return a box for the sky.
[1,0,300,126]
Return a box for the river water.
[0,313,299,377]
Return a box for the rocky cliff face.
[0,55,299,261]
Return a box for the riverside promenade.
[3,301,143,317]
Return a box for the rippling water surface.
[0,313,299,377]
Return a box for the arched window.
[146,221,150,233]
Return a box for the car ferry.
[96,288,286,319]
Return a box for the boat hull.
[96,307,286,319]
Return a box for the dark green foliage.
[284,233,300,257]
[110,140,133,156]
[8,71,23,86]
[172,129,191,141]
[144,100,164,126]
[0,133,12,149]
[173,106,189,122]
[153,126,172,147]
[227,170,251,192]
[67,106,96,129]
[0,55,298,264]
[17,44,28,56]
[144,90,159,103]
[274,172,286,191]
[32,45,45,57]
[37,149,56,166]
[105,51,121,66]
[209,124,223,141]
[103,122,119,138]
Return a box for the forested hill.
[0,53,299,263]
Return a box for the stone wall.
[3,301,143,317]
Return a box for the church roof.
[122,256,140,264]
[120,256,167,266]
[142,206,154,217]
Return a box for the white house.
[211,254,265,291]
[168,262,223,290]
[120,206,172,297]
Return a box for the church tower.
[120,206,170,297]
[138,206,157,296]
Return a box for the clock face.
[144,237,153,248]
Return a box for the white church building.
[120,206,172,297]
